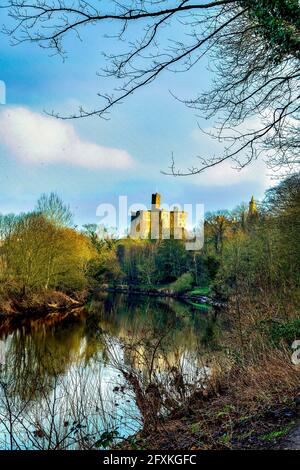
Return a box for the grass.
[216,404,235,418]
[261,423,295,441]
[219,433,232,445]
[190,422,202,434]
[259,318,300,346]
[188,287,211,296]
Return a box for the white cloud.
[0,107,134,170]
[191,156,273,188]
[190,120,273,188]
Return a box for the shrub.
[170,272,193,293]
[259,319,300,346]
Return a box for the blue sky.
[0,5,275,230]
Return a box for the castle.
[130,193,187,240]
[129,193,258,240]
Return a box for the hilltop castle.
[130,193,187,240]
[129,193,257,240]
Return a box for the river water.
[0,294,216,449]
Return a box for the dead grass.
[122,291,300,450]
[227,351,300,409]
[134,351,300,450]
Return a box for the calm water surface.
[0,294,216,449]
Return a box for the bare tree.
[36,192,73,227]
[2,1,300,174]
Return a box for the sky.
[0,4,276,232]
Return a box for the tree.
[36,192,73,227]
[4,213,54,294]
[82,224,122,284]
[4,1,300,174]
[156,239,188,283]
[205,211,232,256]
[265,173,300,216]
[264,174,300,286]
[2,212,94,294]
[137,244,157,286]
[0,213,20,240]
[116,240,151,284]
[212,173,300,305]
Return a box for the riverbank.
[101,284,223,309]
[122,394,300,450]
[0,285,218,331]
[0,289,88,319]
[115,290,300,451]
[119,366,300,450]
[0,285,215,322]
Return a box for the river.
[0,293,217,450]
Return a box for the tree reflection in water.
[0,294,218,449]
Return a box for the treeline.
[1,174,299,309]
[81,227,220,293]
[213,174,300,304]
[88,173,300,303]
[0,194,96,302]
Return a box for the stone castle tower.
[130,193,187,240]
[249,195,257,216]
[152,193,161,210]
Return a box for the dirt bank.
[0,290,88,319]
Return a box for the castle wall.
[130,210,151,239]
